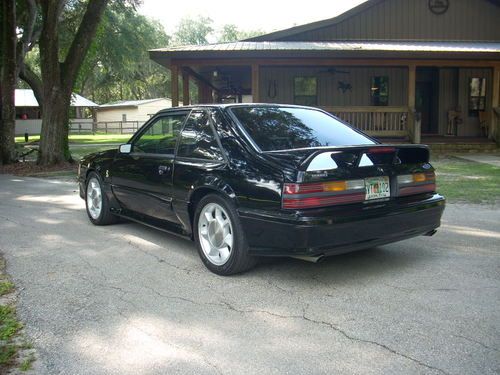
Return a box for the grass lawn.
[15,133,132,144]
[433,157,500,204]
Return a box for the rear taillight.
[282,179,365,209]
[397,172,436,196]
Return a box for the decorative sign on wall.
[428,0,449,15]
[337,81,352,94]
[267,80,277,99]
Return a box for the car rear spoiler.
[283,144,431,171]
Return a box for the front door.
[416,82,434,134]
[416,67,440,135]
[111,111,189,222]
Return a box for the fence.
[93,121,143,134]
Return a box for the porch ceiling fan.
[319,67,351,75]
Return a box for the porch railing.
[321,106,409,137]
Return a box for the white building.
[15,89,98,135]
[96,98,176,123]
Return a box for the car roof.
[156,103,318,114]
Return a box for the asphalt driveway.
[0,174,498,375]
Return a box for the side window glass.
[177,111,224,161]
[133,114,186,154]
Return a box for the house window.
[371,76,389,106]
[469,78,486,112]
[294,77,317,106]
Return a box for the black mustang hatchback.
[78,104,445,275]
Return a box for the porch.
[149,41,500,145]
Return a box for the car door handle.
[158,165,171,175]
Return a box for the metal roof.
[99,98,171,109]
[152,41,500,53]
[15,89,98,107]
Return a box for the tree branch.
[16,0,37,64]
[62,0,109,91]
[19,63,43,108]
[38,0,64,90]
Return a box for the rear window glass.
[230,106,375,151]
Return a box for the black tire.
[85,171,118,225]
[194,194,257,275]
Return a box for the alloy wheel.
[198,202,234,266]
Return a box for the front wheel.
[85,172,118,225]
[194,194,256,275]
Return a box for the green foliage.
[74,3,170,104]
[18,7,266,107]
[0,262,34,372]
[218,24,264,42]
[0,305,22,341]
[0,281,14,296]
[173,16,214,45]
[19,354,35,371]
[0,345,17,366]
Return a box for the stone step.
[428,143,498,153]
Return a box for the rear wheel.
[194,194,256,275]
[85,171,118,225]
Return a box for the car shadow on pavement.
[114,219,429,287]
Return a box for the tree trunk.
[38,87,72,165]
[0,0,17,165]
[36,0,109,165]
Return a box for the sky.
[138,0,368,36]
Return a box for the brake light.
[367,147,396,154]
[282,179,365,209]
[397,172,435,196]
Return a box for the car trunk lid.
[263,144,436,209]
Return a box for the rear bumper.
[238,194,445,257]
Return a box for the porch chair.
[478,110,489,137]
[447,107,462,136]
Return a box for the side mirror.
[119,144,132,154]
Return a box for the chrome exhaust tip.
[291,255,326,263]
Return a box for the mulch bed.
[0,161,77,177]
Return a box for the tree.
[31,0,110,164]
[218,24,264,43]
[14,1,117,165]
[74,4,170,104]
[173,16,214,46]
[0,0,17,164]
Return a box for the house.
[96,98,177,133]
[15,89,97,135]
[149,0,500,145]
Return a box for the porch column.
[251,64,260,102]
[171,65,179,107]
[407,64,419,143]
[492,66,500,143]
[197,82,212,104]
[182,70,190,106]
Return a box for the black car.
[78,104,445,275]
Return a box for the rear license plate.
[365,176,390,200]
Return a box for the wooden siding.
[281,0,500,42]
[259,66,408,107]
